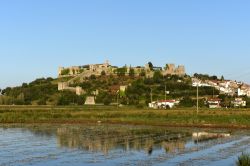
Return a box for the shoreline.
[1,120,250,129]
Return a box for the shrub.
[136,104,144,109]
[61,69,70,75]
[101,70,106,76]
[103,96,112,105]
[237,153,250,166]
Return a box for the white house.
[231,98,246,107]
[207,98,222,108]
[149,100,179,109]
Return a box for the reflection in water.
[55,125,190,155]
[192,132,231,143]
[1,124,247,166]
[162,141,185,154]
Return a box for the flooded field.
[0,124,249,166]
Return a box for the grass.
[1,105,250,128]
[237,153,250,166]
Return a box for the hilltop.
[1,61,250,108]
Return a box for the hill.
[0,72,219,107]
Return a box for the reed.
[237,153,250,166]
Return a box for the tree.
[101,70,106,76]
[211,75,218,80]
[223,97,231,108]
[148,62,153,71]
[179,97,195,107]
[57,91,82,105]
[153,70,163,83]
[129,68,135,77]
[37,97,47,105]
[165,64,169,70]
[22,83,28,88]
[90,74,96,80]
[116,67,126,76]
[221,75,225,81]
[61,69,70,75]
[103,96,112,105]
[140,69,146,77]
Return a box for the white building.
[149,100,179,109]
[231,98,246,107]
[207,98,222,108]
[192,78,211,87]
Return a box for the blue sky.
[1,0,250,88]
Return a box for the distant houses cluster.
[192,78,249,109]
[148,77,249,109]
[192,78,250,97]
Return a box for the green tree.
[129,68,135,77]
[153,70,163,83]
[140,69,146,77]
[57,91,81,105]
[61,69,70,75]
[101,70,106,76]
[116,67,126,76]
[103,96,112,105]
[148,62,153,71]
[165,64,169,70]
[179,97,195,107]
[90,74,96,80]
[37,97,47,105]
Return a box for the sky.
[0,0,250,89]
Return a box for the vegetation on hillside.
[0,72,238,107]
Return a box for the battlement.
[58,60,111,77]
[58,61,185,78]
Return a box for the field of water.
[0,124,249,166]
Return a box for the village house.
[207,98,222,108]
[237,84,250,97]
[192,78,211,87]
[192,78,249,97]
[231,98,246,107]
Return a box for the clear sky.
[1,0,250,89]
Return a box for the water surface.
[0,124,249,166]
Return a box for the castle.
[58,61,185,78]
[57,61,185,96]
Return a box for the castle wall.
[59,62,185,78]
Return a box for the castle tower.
[165,64,175,75]
[175,65,185,76]
[58,67,64,76]
[105,60,110,67]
